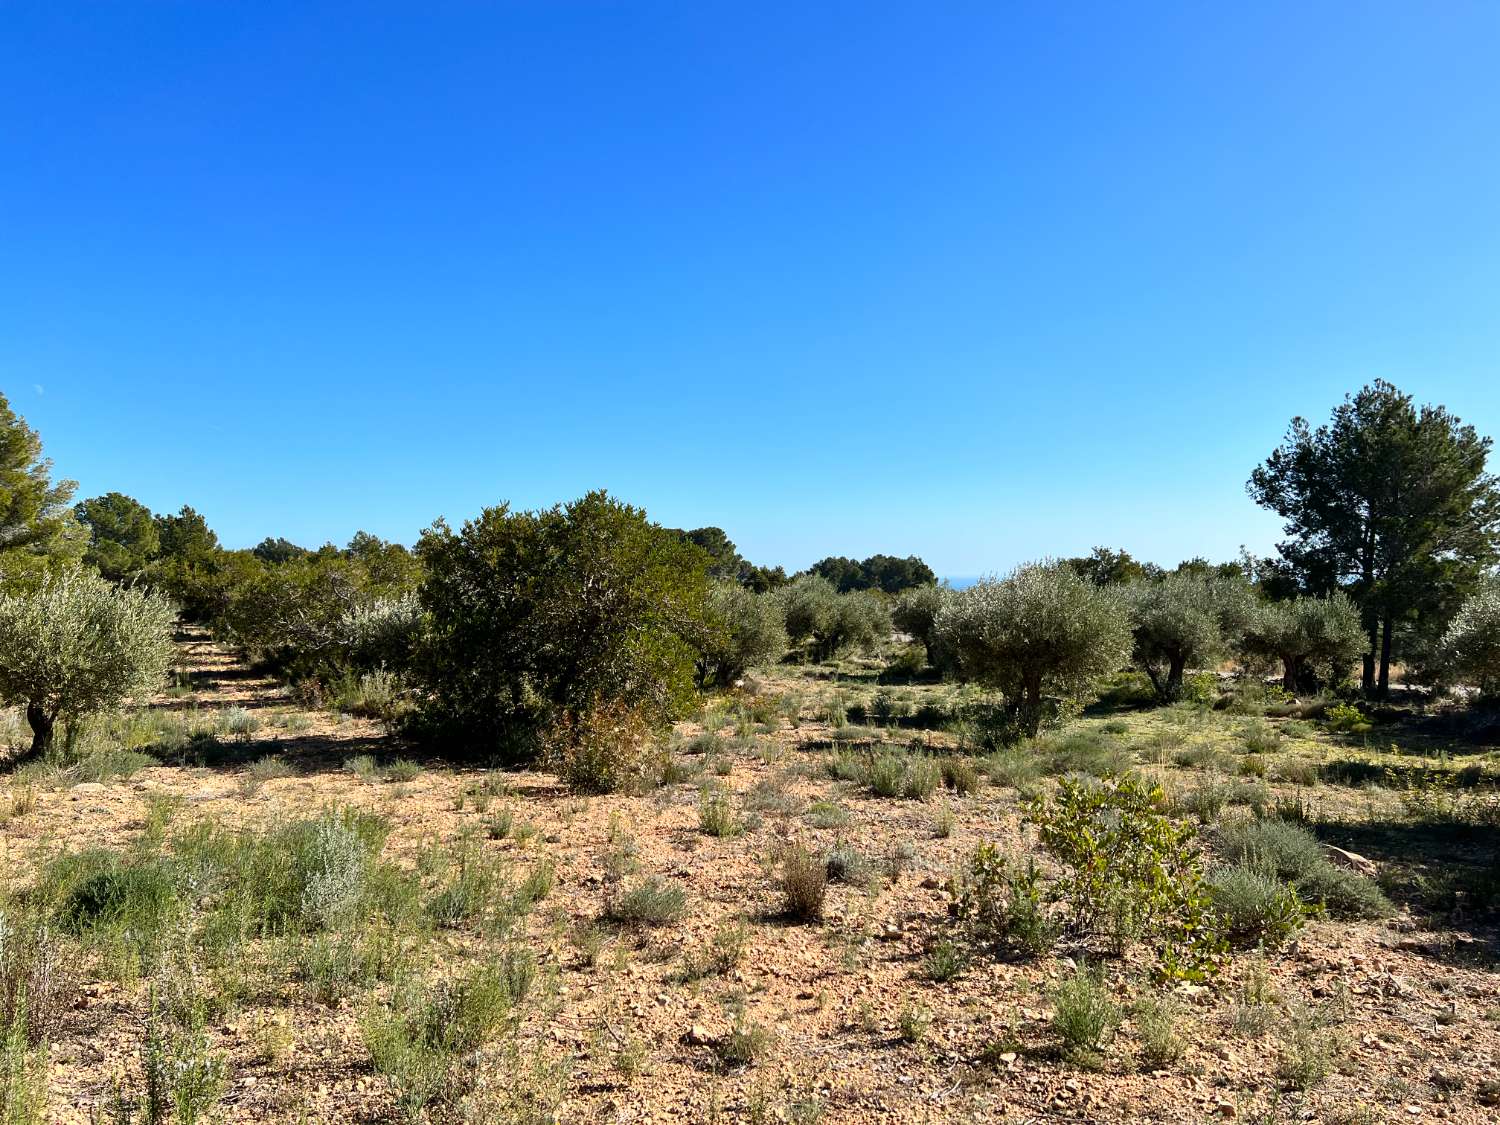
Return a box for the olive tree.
[0,567,177,759]
[1241,594,1364,693]
[1128,574,1255,701]
[777,576,889,662]
[934,562,1132,736]
[892,583,951,666]
[696,581,787,688]
[1437,582,1500,697]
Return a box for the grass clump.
[606,879,687,927]
[1213,819,1391,919]
[1051,963,1121,1064]
[780,843,827,922]
[698,792,743,838]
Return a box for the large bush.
[0,567,176,757]
[933,562,1132,736]
[695,581,786,687]
[1241,594,1364,693]
[413,491,710,759]
[1437,583,1500,697]
[1128,575,1255,701]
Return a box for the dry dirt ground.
[2,629,1498,1124]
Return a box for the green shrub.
[412,491,711,759]
[1207,865,1307,948]
[823,843,868,886]
[923,939,966,983]
[543,698,668,795]
[1133,996,1185,1068]
[606,879,686,927]
[1028,776,1225,979]
[950,844,1056,958]
[1238,719,1282,755]
[901,757,941,800]
[696,581,787,687]
[1213,819,1391,920]
[1323,701,1371,734]
[1051,964,1121,1060]
[0,568,176,758]
[939,755,980,795]
[698,792,743,838]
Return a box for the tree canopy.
[1250,381,1500,695]
[75,492,160,581]
[0,391,82,584]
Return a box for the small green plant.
[897,1002,931,1043]
[1133,995,1185,1068]
[716,1008,773,1067]
[698,792,743,838]
[805,800,849,829]
[923,939,965,983]
[1323,701,1371,734]
[1051,963,1121,1063]
[606,879,687,927]
[1207,865,1308,949]
[950,844,1056,958]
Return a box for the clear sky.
[3,2,1498,578]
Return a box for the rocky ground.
[1,630,1497,1123]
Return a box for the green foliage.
[542,697,669,794]
[934,562,1133,737]
[777,576,890,662]
[414,491,710,760]
[1212,819,1391,920]
[1437,581,1500,696]
[1249,380,1500,694]
[807,554,935,594]
[606,878,686,927]
[698,791,743,838]
[1322,701,1370,733]
[0,1000,47,1124]
[1206,865,1307,948]
[1127,574,1254,701]
[1242,594,1365,694]
[891,584,950,665]
[0,392,83,587]
[0,567,176,757]
[1028,776,1226,979]
[696,581,787,687]
[1051,963,1122,1060]
[74,492,160,581]
[950,844,1057,958]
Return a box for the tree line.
[0,379,1496,778]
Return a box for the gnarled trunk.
[24,702,56,760]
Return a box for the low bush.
[1207,865,1307,948]
[543,698,669,795]
[1051,963,1122,1061]
[1028,775,1225,979]
[950,844,1057,958]
[606,879,687,927]
[780,843,827,921]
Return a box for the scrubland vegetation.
[1,381,1499,1122]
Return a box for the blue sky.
[3,2,1498,578]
